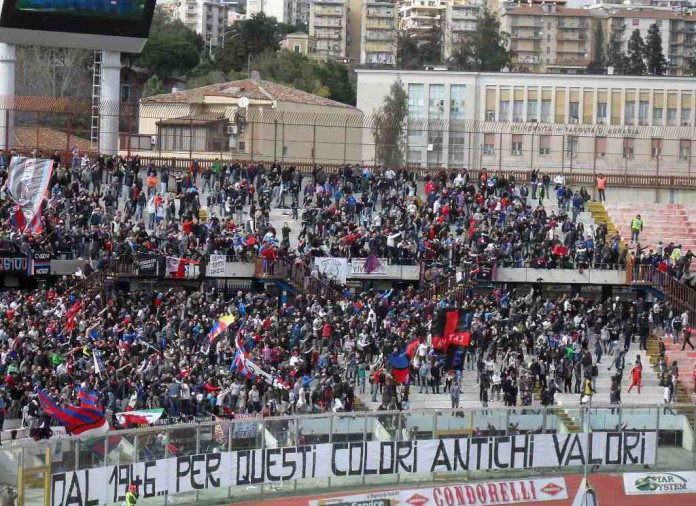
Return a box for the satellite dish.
[238,97,250,108]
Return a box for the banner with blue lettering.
[51,431,656,506]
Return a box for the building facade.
[500,4,600,74]
[247,0,311,24]
[357,69,696,175]
[361,0,399,65]
[172,0,229,46]
[309,0,349,58]
[138,79,363,164]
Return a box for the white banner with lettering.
[51,432,655,506]
[314,257,348,284]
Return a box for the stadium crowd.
[0,154,693,440]
[0,154,642,272]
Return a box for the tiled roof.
[10,126,92,153]
[142,79,356,109]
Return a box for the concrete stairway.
[602,202,696,253]
[554,344,664,407]
[586,201,625,250]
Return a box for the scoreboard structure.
[0,0,156,52]
[0,0,157,153]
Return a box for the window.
[511,134,523,155]
[653,107,663,120]
[513,100,524,121]
[293,44,302,53]
[408,84,425,119]
[449,85,466,120]
[632,18,639,26]
[625,101,635,121]
[569,102,579,121]
[527,101,538,121]
[595,136,607,158]
[485,110,495,121]
[682,108,691,123]
[668,108,678,123]
[566,135,578,156]
[547,33,551,42]
[623,137,634,158]
[539,135,550,155]
[596,102,607,120]
[499,100,510,121]
[638,101,649,122]
[541,99,551,122]
[483,133,495,155]
[651,138,662,158]
[680,139,691,159]
[428,84,446,120]
[120,84,131,102]
[449,130,466,163]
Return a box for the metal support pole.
[65,113,73,166]
[281,113,286,163]
[250,121,255,162]
[561,134,566,174]
[189,117,195,158]
[497,131,503,172]
[99,50,121,156]
[273,119,278,160]
[0,43,16,152]
[343,117,349,164]
[312,122,317,168]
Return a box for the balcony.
[612,24,627,31]
[315,8,344,17]
[366,9,395,18]
[314,19,342,27]
[315,32,343,40]
[512,31,542,39]
[511,18,544,28]
[366,21,395,29]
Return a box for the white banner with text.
[51,431,656,506]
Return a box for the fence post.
[126,105,133,158]
[189,117,193,158]
[343,117,349,164]
[36,111,41,153]
[65,113,73,166]
[281,112,286,163]
[273,119,278,160]
[312,121,316,169]
[250,120,255,162]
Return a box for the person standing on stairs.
[628,359,643,394]
[630,214,644,243]
[596,174,607,202]
[682,326,694,351]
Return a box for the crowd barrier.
[3,405,695,506]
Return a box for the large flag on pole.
[2,157,53,233]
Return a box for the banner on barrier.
[314,257,348,284]
[50,432,655,506]
[309,477,569,506]
[624,471,696,495]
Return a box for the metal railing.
[632,264,696,330]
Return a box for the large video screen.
[0,0,156,51]
[15,0,146,19]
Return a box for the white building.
[247,0,311,25]
[357,69,696,175]
[172,0,229,45]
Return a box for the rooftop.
[142,79,356,109]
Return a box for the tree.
[396,31,422,70]
[586,22,606,74]
[449,9,513,72]
[213,12,284,73]
[626,29,647,76]
[142,75,165,98]
[135,8,203,77]
[372,79,407,168]
[645,23,668,76]
[16,46,91,99]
